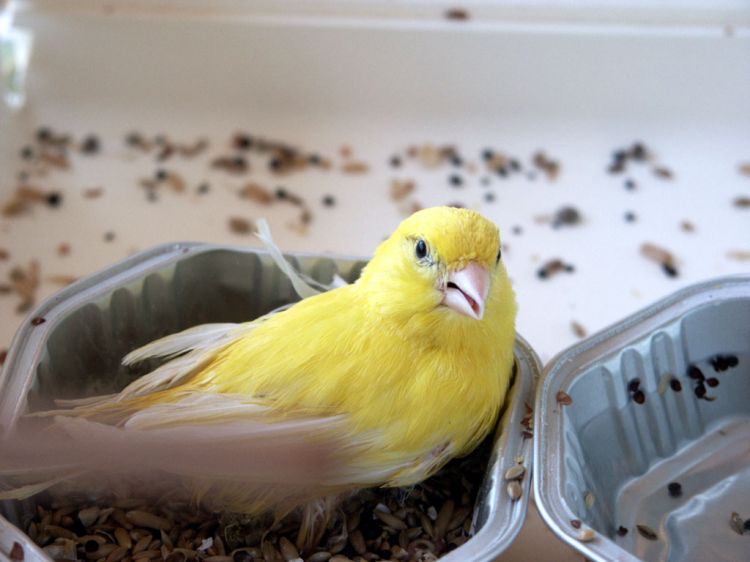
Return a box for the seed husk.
[504,465,526,481]
[556,390,573,406]
[9,542,24,562]
[506,481,522,501]
[584,492,595,509]
[374,510,407,531]
[636,524,658,540]
[126,511,172,531]
[576,529,595,542]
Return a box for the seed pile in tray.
[19,442,493,562]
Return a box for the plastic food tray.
[0,243,540,562]
[534,274,750,562]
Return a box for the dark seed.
[274,187,288,200]
[512,225,522,235]
[726,355,739,367]
[662,262,678,278]
[694,384,706,398]
[104,231,115,242]
[687,365,705,380]
[322,195,336,207]
[556,391,573,406]
[450,154,463,167]
[631,142,647,161]
[613,149,627,162]
[667,482,682,497]
[510,159,521,172]
[483,192,495,203]
[482,148,494,161]
[669,378,682,392]
[389,155,402,168]
[480,176,491,186]
[46,192,62,207]
[449,175,463,187]
[624,179,636,190]
[633,390,646,404]
[81,135,100,154]
[269,157,282,171]
[624,211,636,222]
[710,356,728,372]
[564,264,575,273]
[147,191,158,202]
[706,377,719,388]
[744,519,750,532]
[553,206,581,227]
[197,183,210,194]
[627,378,641,393]
[570,519,581,529]
[234,134,253,150]
[36,127,52,142]
[30,317,45,326]
[308,153,321,165]
[497,167,508,178]
[155,169,168,181]
[84,540,99,553]
[232,551,253,562]
[617,526,629,537]
[20,146,34,159]
[636,524,658,540]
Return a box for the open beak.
[441,262,490,320]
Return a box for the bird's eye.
[496,248,502,264]
[415,239,428,259]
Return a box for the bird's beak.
[441,262,490,320]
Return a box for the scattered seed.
[636,524,658,540]
[532,151,560,181]
[81,135,100,154]
[570,519,581,529]
[389,155,402,168]
[483,192,495,203]
[448,175,462,187]
[730,512,745,535]
[506,481,522,501]
[633,390,646,404]
[570,321,587,338]
[739,162,750,176]
[624,211,636,223]
[212,156,248,174]
[239,183,274,205]
[504,465,525,481]
[667,482,682,497]
[576,529,595,542]
[556,390,573,405]
[104,231,116,242]
[744,519,750,532]
[616,526,629,537]
[640,243,678,277]
[444,8,469,20]
[537,259,575,280]
[694,384,706,399]
[653,166,673,180]
[706,377,719,388]
[342,161,369,174]
[688,365,705,380]
[390,179,415,201]
[552,206,581,227]
[670,378,682,392]
[30,317,45,326]
[228,217,254,235]
[628,378,641,393]
[584,492,595,509]
[624,178,636,190]
[322,195,336,207]
[10,542,24,561]
[197,183,210,194]
[680,220,695,233]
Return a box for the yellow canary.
[2,206,516,542]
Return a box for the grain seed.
[730,512,745,535]
[556,390,573,406]
[584,492,595,509]
[125,511,171,531]
[570,519,581,529]
[504,465,526,481]
[616,526,628,537]
[506,481,522,501]
[636,524,658,540]
[576,529,595,542]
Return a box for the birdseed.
[636,524,658,541]
[444,8,469,20]
[10,542,24,561]
[616,526,628,537]
[570,321,587,338]
[556,391,573,406]
[667,482,682,498]
[570,519,581,529]
[730,512,745,535]
[506,481,522,501]
[576,529,595,542]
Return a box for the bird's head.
[359,207,514,327]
